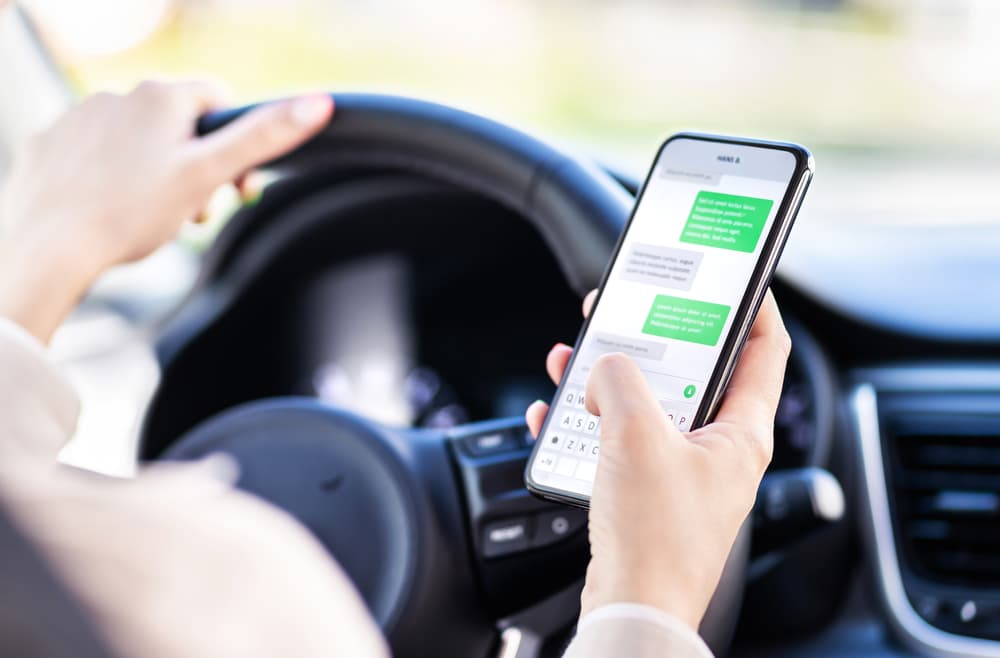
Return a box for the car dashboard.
[132,166,1000,658]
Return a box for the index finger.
[711,290,791,447]
[582,289,597,318]
[172,79,231,116]
[132,79,230,118]
[185,95,333,183]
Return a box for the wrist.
[581,575,704,632]
[0,228,104,343]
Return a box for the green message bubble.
[642,294,731,346]
[679,190,773,253]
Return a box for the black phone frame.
[525,131,814,509]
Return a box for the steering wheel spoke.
[159,400,586,657]
[441,418,589,627]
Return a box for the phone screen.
[529,135,804,500]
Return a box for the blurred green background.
[22,0,1000,224]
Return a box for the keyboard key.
[535,452,557,472]
[575,439,590,456]
[545,433,565,450]
[573,391,586,408]
[572,413,587,432]
[664,408,678,424]
[575,460,597,482]
[584,416,599,435]
[559,411,574,429]
[563,389,577,406]
[676,414,691,431]
[555,456,579,477]
[563,436,578,453]
[589,443,600,459]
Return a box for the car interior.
[2,3,1000,658]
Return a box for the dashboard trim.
[852,377,1000,658]
[853,365,1000,392]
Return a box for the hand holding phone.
[525,290,793,631]
[526,133,813,507]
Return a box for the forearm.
[0,230,98,344]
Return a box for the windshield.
[15,0,1000,226]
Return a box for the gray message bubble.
[586,332,666,361]
[657,166,719,186]
[620,243,704,291]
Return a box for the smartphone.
[525,132,813,508]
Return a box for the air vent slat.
[888,421,1000,588]
[908,445,1000,469]
[907,520,1000,545]
[909,490,1000,517]
[915,546,1000,579]
[900,471,1000,491]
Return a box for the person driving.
[0,81,790,658]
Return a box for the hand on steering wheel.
[526,289,790,630]
[0,81,332,343]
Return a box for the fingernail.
[238,172,265,204]
[291,95,331,127]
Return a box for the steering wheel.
[139,94,749,658]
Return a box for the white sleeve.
[0,316,80,461]
[0,316,390,658]
[563,603,714,658]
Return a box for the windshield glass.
[18,0,1000,226]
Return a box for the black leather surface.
[197,93,632,295]
[161,399,419,631]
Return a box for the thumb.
[585,352,679,448]
[188,94,333,183]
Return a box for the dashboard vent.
[887,417,1000,588]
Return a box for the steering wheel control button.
[482,517,531,558]
[462,431,520,456]
[532,509,587,548]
